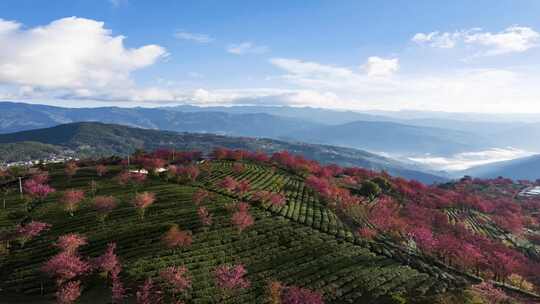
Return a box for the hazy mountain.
[491,123,540,151]
[291,120,489,156]
[460,154,540,180]
[0,102,320,138]
[167,104,395,125]
[0,122,446,183]
[0,102,503,157]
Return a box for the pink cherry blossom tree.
[65,161,79,182]
[24,178,55,203]
[93,195,117,223]
[60,189,85,216]
[281,286,324,304]
[232,162,245,174]
[56,280,82,304]
[161,225,192,251]
[159,266,191,296]
[16,221,51,247]
[214,264,250,299]
[357,227,377,241]
[198,207,213,228]
[111,271,126,304]
[218,176,238,194]
[132,192,156,220]
[231,204,255,233]
[93,242,121,277]
[96,164,108,177]
[42,251,91,286]
[192,189,210,206]
[55,233,88,254]
[136,278,162,304]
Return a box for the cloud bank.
[0,17,167,91]
[413,26,539,56]
[409,148,535,171]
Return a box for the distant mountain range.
[0,122,446,183]
[461,154,540,180]
[0,101,504,156]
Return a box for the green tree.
[359,180,381,201]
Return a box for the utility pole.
[19,176,23,199]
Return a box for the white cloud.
[412,26,539,56]
[226,42,269,55]
[412,31,463,48]
[174,30,214,44]
[270,58,354,79]
[409,148,534,171]
[0,17,167,91]
[363,57,399,77]
[269,56,540,112]
[465,26,540,55]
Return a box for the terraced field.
[0,161,470,303]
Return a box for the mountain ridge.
[0,121,446,183]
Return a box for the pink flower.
[24,179,55,201]
[136,278,162,304]
[56,280,81,304]
[281,286,324,304]
[111,274,126,304]
[17,221,51,245]
[96,164,108,177]
[94,196,117,213]
[472,282,509,303]
[214,264,250,291]
[93,242,121,276]
[193,189,210,205]
[198,207,213,227]
[56,233,87,254]
[231,208,254,233]
[133,192,156,209]
[31,172,50,184]
[232,163,245,174]
[116,171,146,187]
[268,193,286,207]
[132,192,156,220]
[219,176,238,193]
[65,162,79,178]
[42,252,91,285]
[410,227,437,252]
[357,227,377,240]
[160,266,191,294]
[176,165,200,182]
[60,189,85,216]
[161,226,192,249]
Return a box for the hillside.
[0,142,68,163]
[0,122,445,183]
[0,150,539,303]
[461,154,540,180]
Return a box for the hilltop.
[461,154,540,180]
[0,148,539,303]
[0,122,445,183]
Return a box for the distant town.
[1,156,77,169]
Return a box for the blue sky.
[0,0,539,112]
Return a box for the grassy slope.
[0,162,464,303]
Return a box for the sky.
[0,0,540,112]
